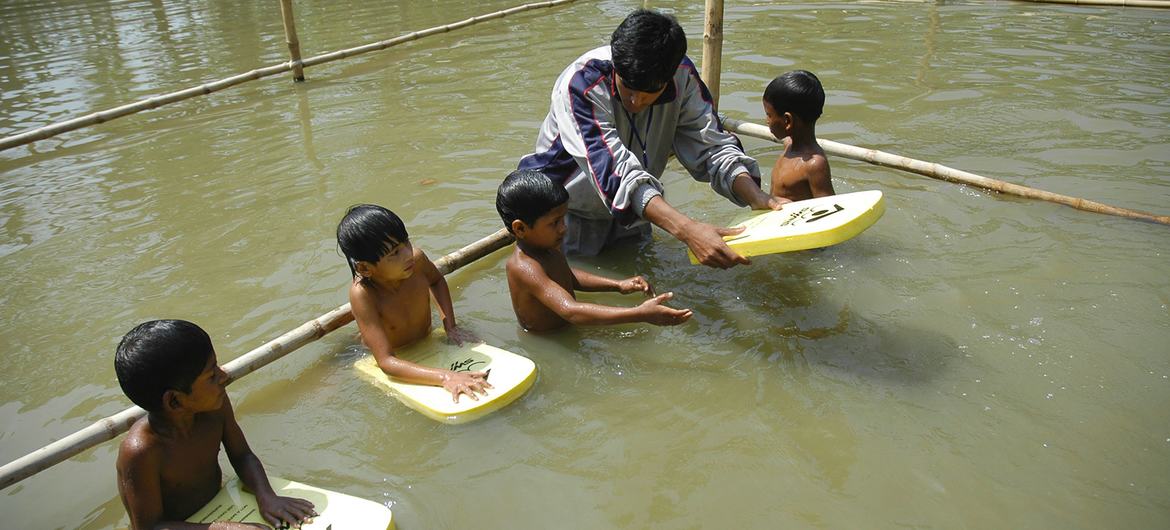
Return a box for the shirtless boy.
[764,70,836,202]
[114,319,315,529]
[337,204,490,402]
[496,169,692,332]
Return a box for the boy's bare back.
[771,138,834,203]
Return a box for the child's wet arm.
[421,251,458,330]
[571,267,624,292]
[219,398,278,503]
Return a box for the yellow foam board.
[187,476,393,529]
[689,190,885,264]
[355,342,536,425]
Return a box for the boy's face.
[361,239,415,282]
[178,353,228,413]
[763,100,791,140]
[615,75,667,115]
[515,203,568,250]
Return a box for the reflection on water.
[2,0,1169,528]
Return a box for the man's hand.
[682,221,750,269]
[754,195,791,211]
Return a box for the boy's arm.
[807,156,835,198]
[117,435,265,530]
[350,283,490,402]
[514,258,690,326]
[418,249,460,337]
[220,397,316,528]
[571,267,653,296]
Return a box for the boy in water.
[496,169,693,332]
[114,319,315,529]
[337,204,491,403]
[764,70,836,202]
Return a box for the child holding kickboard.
[496,169,692,332]
[114,320,316,529]
[337,204,492,404]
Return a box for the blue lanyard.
[623,106,653,169]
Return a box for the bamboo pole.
[0,0,580,153]
[0,228,514,491]
[721,116,1170,225]
[700,0,724,109]
[279,0,306,82]
[1017,0,1170,6]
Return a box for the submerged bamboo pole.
[721,116,1170,225]
[700,0,724,109]
[0,228,514,491]
[1018,0,1170,7]
[0,0,579,153]
[279,0,306,82]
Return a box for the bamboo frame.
[1017,0,1170,6]
[279,0,306,82]
[700,0,724,109]
[721,116,1170,225]
[0,0,579,153]
[0,228,514,491]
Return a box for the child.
[114,319,315,529]
[763,70,836,202]
[337,204,491,403]
[496,169,693,332]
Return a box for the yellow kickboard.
[186,476,393,529]
[355,342,537,425]
[689,190,885,264]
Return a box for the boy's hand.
[443,371,493,403]
[255,493,316,529]
[637,292,693,326]
[444,324,480,346]
[618,276,655,296]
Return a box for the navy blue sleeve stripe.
[568,60,625,211]
[518,134,578,183]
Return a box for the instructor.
[516,9,786,268]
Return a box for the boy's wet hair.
[114,319,213,413]
[496,169,569,234]
[337,204,410,279]
[610,9,687,92]
[764,70,825,123]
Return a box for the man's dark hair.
[496,170,569,233]
[610,9,687,92]
[114,319,214,413]
[764,70,825,123]
[336,204,410,279]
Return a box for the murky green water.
[2,0,1168,528]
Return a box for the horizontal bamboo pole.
[0,228,514,491]
[721,116,1170,225]
[1017,0,1170,7]
[0,0,579,153]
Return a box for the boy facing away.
[337,204,491,403]
[114,319,315,530]
[496,170,693,332]
[764,70,836,202]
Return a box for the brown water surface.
[1,1,1168,528]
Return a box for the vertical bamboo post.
[279,0,306,82]
[700,0,724,110]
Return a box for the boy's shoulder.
[118,416,165,469]
[506,245,562,278]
